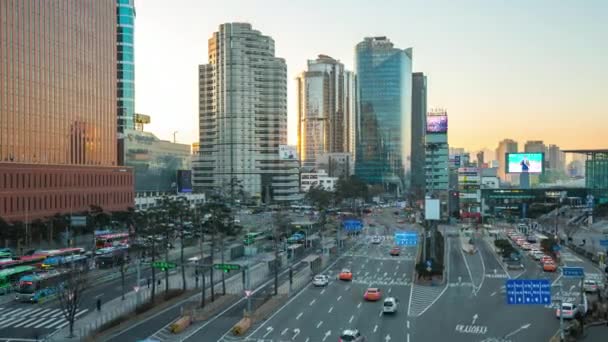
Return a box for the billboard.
[426,115,448,134]
[425,199,440,220]
[279,145,298,160]
[177,170,192,193]
[506,153,544,174]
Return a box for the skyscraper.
[411,72,427,199]
[547,144,565,172]
[193,23,299,202]
[116,0,136,165]
[0,0,134,222]
[296,55,356,169]
[524,140,547,154]
[496,139,518,181]
[355,37,412,193]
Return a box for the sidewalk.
[48,250,274,341]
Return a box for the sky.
[134,0,608,155]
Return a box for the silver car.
[312,274,329,287]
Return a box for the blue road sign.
[342,219,363,232]
[552,244,561,252]
[563,267,585,278]
[506,279,551,305]
[600,239,608,247]
[426,260,432,268]
[395,231,418,246]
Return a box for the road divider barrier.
[170,315,192,333]
[232,317,251,336]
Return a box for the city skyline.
[134,0,608,151]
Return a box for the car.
[339,269,353,281]
[389,247,400,256]
[506,260,524,270]
[371,236,381,244]
[313,274,329,287]
[531,251,544,260]
[383,297,398,313]
[556,303,579,319]
[541,255,553,264]
[521,243,532,250]
[543,261,557,272]
[583,279,600,293]
[397,220,405,224]
[364,287,381,301]
[339,329,366,342]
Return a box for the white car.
[556,303,579,319]
[583,280,600,293]
[312,274,329,287]
[383,297,398,314]
[371,236,381,244]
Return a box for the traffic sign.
[425,260,432,272]
[562,267,585,278]
[244,290,252,297]
[213,263,241,272]
[133,286,140,293]
[600,239,608,247]
[152,261,176,270]
[506,279,551,305]
[395,231,418,246]
[552,244,561,252]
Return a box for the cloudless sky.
[134,0,608,155]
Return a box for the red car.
[339,268,353,281]
[389,247,400,256]
[364,288,381,301]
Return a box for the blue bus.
[14,270,72,303]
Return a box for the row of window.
[0,171,132,190]
[0,191,132,215]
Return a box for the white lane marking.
[328,306,333,313]
[316,321,323,328]
[281,328,288,335]
[374,325,378,333]
[263,327,274,338]
[383,272,388,277]
[349,315,354,323]
[337,295,342,301]
[407,332,410,342]
[305,338,310,342]
[491,291,497,296]
[309,299,316,306]
[378,310,383,317]
[357,302,362,309]
[407,320,410,329]
[388,288,392,293]
[296,312,303,320]
[320,289,325,295]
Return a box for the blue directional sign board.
[563,267,585,278]
[395,231,418,246]
[342,219,363,232]
[506,279,551,305]
[600,239,608,247]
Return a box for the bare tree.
[57,269,88,338]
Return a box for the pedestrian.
[147,278,150,288]
[96,298,101,311]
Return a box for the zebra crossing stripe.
[0,307,14,315]
[54,321,69,330]
[74,309,89,318]
[50,309,64,317]
[30,308,53,317]
[1,308,26,316]
[24,317,47,328]
[17,308,36,316]
[13,317,39,328]
[45,318,67,329]
[26,308,45,316]
[0,317,23,328]
[33,317,59,329]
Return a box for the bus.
[41,254,89,270]
[95,232,129,249]
[96,246,128,268]
[243,232,265,245]
[15,270,73,303]
[0,266,36,295]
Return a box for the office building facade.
[193,23,299,202]
[296,55,356,169]
[547,144,565,172]
[116,0,136,165]
[355,37,412,193]
[496,139,518,182]
[411,72,427,200]
[0,0,134,222]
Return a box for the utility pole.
[559,280,565,341]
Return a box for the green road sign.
[152,261,176,270]
[213,263,241,272]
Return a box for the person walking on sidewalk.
[96,298,101,312]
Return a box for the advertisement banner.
[506,153,544,174]
[279,145,298,160]
[426,115,448,134]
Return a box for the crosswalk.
[0,307,88,330]
[408,283,446,317]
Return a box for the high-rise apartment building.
[524,140,546,154]
[0,0,134,222]
[496,139,518,181]
[355,37,412,193]
[193,23,299,202]
[411,72,427,200]
[547,144,565,172]
[425,110,449,192]
[296,55,356,169]
[116,0,136,165]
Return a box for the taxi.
[339,268,353,281]
[389,247,400,256]
[543,261,557,272]
[364,288,381,301]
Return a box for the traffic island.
[414,227,445,285]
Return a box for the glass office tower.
[355,37,412,193]
[116,0,136,165]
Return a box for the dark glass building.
[116,0,136,165]
[355,37,412,193]
[0,0,134,222]
[411,72,427,200]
